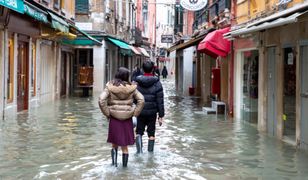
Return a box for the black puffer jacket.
[135,75,164,118]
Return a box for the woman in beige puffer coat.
[99,67,144,168]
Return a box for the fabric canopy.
[48,12,69,33]
[129,45,142,55]
[61,24,102,46]
[138,47,150,57]
[24,2,48,24]
[107,37,131,50]
[197,27,231,58]
[107,37,132,56]
[227,10,308,38]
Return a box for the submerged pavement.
[1,79,308,179]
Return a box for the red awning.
[197,27,231,58]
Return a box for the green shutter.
[75,0,89,14]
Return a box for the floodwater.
[1,79,308,180]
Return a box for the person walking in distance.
[161,66,168,79]
[135,60,165,153]
[99,67,144,167]
[131,64,142,82]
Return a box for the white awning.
[226,3,308,38]
[139,47,150,57]
[247,2,308,28]
[129,45,142,55]
[230,11,307,37]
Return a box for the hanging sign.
[180,0,208,11]
[161,35,173,43]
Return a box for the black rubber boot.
[122,153,129,167]
[148,140,155,152]
[111,148,118,167]
[136,135,143,154]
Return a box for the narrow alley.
[0,79,308,179]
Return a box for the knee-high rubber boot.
[136,135,143,154]
[148,140,155,152]
[122,153,129,167]
[111,148,118,167]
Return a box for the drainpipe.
[1,29,6,120]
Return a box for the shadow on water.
[1,79,308,179]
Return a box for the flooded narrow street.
[1,79,308,179]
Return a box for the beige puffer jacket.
[98,82,144,120]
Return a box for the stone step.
[202,107,217,114]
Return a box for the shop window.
[31,41,36,97]
[7,35,14,103]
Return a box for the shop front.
[228,6,308,149]
[232,37,259,123]
[167,28,215,97]
[197,27,231,108]
[6,11,40,112]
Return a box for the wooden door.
[17,41,29,112]
[60,52,67,96]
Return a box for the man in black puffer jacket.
[135,60,165,153]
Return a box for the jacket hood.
[106,82,137,100]
[135,76,159,87]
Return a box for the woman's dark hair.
[113,67,131,86]
[142,60,154,73]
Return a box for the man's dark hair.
[142,60,154,73]
[113,67,131,86]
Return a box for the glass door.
[241,50,259,123]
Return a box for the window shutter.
[76,0,89,14]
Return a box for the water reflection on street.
[1,79,308,179]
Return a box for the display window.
[241,50,259,123]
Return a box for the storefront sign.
[288,53,294,65]
[0,0,24,13]
[161,35,173,43]
[180,0,208,11]
[75,22,93,31]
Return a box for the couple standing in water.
[98,60,165,167]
